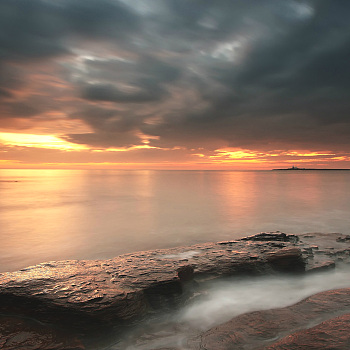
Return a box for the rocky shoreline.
[188,288,350,350]
[0,232,349,349]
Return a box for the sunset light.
[0,132,88,151]
[1,2,350,349]
[0,0,349,171]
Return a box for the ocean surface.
[1,169,350,273]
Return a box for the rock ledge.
[0,232,349,349]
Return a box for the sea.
[1,168,350,273]
[1,169,350,348]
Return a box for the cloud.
[76,55,180,83]
[63,131,141,148]
[137,0,350,152]
[1,0,350,158]
[0,0,140,61]
[80,83,163,103]
[64,105,145,147]
[0,88,13,99]
[78,55,180,103]
[0,0,141,114]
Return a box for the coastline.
[1,232,350,349]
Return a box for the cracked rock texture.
[0,232,349,349]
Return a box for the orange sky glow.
[1,1,350,170]
[1,131,349,170]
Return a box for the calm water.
[1,169,350,272]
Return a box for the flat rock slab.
[0,232,305,331]
[0,232,349,348]
[188,288,350,350]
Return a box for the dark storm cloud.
[81,82,165,103]
[0,0,141,121]
[78,55,180,84]
[214,0,350,117]
[2,0,350,153]
[79,55,181,103]
[139,0,350,152]
[69,105,142,133]
[0,65,23,101]
[1,91,67,119]
[0,88,13,99]
[0,0,140,61]
[64,106,145,147]
[6,101,44,118]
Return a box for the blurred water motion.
[117,267,350,349]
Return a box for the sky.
[1,0,350,170]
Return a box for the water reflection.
[213,171,260,221]
[0,170,90,270]
[1,169,350,272]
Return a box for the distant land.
[272,166,350,171]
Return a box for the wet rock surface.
[188,288,350,350]
[265,313,350,350]
[0,232,349,349]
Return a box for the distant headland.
[272,166,350,171]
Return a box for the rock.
[337,235,350,243]
[0,231,349,348]
[265,313,350,349]
[0,315,84,350]
[144,280,183,309]
[306,260,336,273]
[240,232,299,243]
[188,288,350,350]
[0,233,308,334]
[266,247,305,273]
[177,265,194,282]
